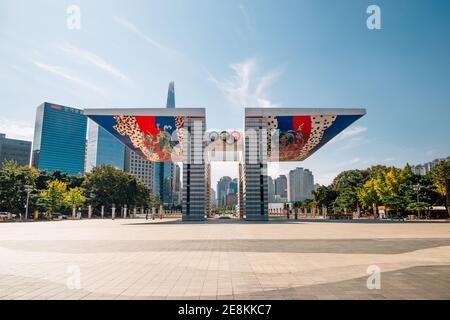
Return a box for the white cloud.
[337,157,362,167]
[33,61,106,95]
[338,137,367,151]
[0,117,34,141]
[267,163,290,178]
[208,58,281,108]
[113,16,171,53]
[334,126,368,141]
[327,126,368,150]
[57,44,131,84]
[238,4,254,36]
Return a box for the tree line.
[0,161,162,217]
[298,161,450,217]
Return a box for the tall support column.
[205,163,212,217]
[182,116,206,221]
[238,163,245,219]
[243,115,269,221]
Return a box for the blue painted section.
[309,114,364,156]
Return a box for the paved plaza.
[1,219,450,300]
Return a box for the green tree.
[358,178,381,212]
[147,191,161,208]
[332,170,368,210]
[0,160,37,214]
[302,198,314,209]
[313,185,337,209]
[373,166,415,214]
[83,165,150,210]
[365,165,388,179]
[64,187,87,209]
[431,160,450,203]
[38,180,67,214]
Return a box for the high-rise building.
[166,81,175,109]
[210,188,216,208]
[153,82,178,205]
[173,163,182,205]
[274,175,288,199]
[85,121,125,172]
[411,157,450,175]
[31,103,87,175]
[0,133,32,166]
[288,167,314,202]
[217,176,232,207]
[268,176,276,203]
[124,148,155,190]
[229,178,238,194]
[225,193,238,206]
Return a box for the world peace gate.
[84,107,366,221]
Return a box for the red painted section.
[135,116,158,135]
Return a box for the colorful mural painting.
[87,115,185,162]
[265,114,364,161]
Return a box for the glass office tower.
[85,121,125,172]
[153,81,179,205]
[31,103,87,175]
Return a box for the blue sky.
[1,0,449,185]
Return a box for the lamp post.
[24,185,33,221]
[413,184,421,218]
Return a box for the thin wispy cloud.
[0,117,34,141]
[113,16,170,52]
[56,44,131,84]
[208,58,281,108]
[335,126,368,141]
[338,137,367,151]
[337,157,362,167]
[33,61,106,95]
[113,16,226,84]
[238,4,254,36]
[328,125,368,150]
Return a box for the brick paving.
[1,219,450,300]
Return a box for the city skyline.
[1,0,450,185]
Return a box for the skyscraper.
[210,188,216,208]
[85,121,125,172]
[31,103,87,175]
[217,176,232,207]
[268,176,276,203]
[274,175,288,199]
[166,81,175,109]
[0,133,31,166]
[154,82,178,205]
[288,167,314,202]
[229,178,238,194]
[124,149,155,190]
[411,157,450,175]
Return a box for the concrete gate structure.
[84,107,366,222]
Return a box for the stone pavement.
[1,219,450,300]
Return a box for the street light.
[413,184,421,218]
[24,185,33,221]
[413,184,421,202]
